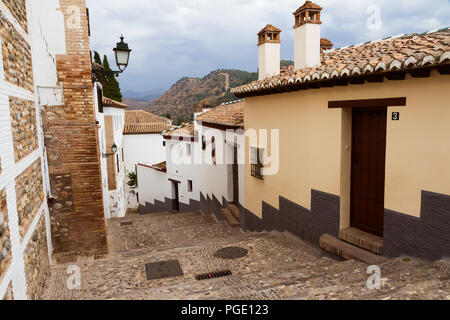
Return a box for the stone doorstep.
[320,234,387,265]
[221,208,240,228]
[227,203,240,220]
[339,227,383,255]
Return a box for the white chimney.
[293,1,322,70]
[258,24,281,80]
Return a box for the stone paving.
[42,210,450,300]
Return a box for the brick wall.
[0,12,33,91]
[43,0,107,259]
[9,97,38,162]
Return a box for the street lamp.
[112,35,132,77]
[102,143,118,158]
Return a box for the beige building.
[232,2,450,261]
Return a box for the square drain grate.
[120,221,133,226]
[195,270,232,281]
[145,260,184,280]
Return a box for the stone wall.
[0,12,33,92]
[9,97,38,162]
[42,0,107,259]
[24,215,49,300]
[2,282,13,300]
[15,159,43,238]
[1,0,28,32]
[0,189,11,283]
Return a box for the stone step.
[320,234,387,265]
[339,227,383,255]
[227,203,240,220]
[221,208,240,228]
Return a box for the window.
[187,180,193,192]
[250,147,264,180]
[202,136,206,150]
[97,86,103,113]
[116,153,120,173]
[211,137,216,165]
[122,148,124,163]
[163,141,166,147]
[186,143,191,156]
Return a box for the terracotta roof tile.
[232,28,450,97]
[164,123,195,137]
[258,24,282,35]
[196,100,244,127]
[124,110,173,134]
[103,97,128,109]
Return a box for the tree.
[93,51,102,65]
[161,113,171,120]
[126,167,138,189]
[102,55,123,102]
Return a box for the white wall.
[137,164,171,205]
[103,106,126,218]
[123,133,166,209]
[93,84,110,219]
[0,0,65,299]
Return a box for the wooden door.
[351,107,387,237]
[172,181,180,211]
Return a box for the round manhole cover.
[214,247,248,260]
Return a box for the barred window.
[250,147,264,180]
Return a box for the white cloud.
[86,0,450,92]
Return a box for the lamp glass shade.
[115,50,130,68]
[111,143,118,154]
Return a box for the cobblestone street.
[42,211,450,300]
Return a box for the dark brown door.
[233,145,239,204]
[171,180,180,211]
[351,107,387,237]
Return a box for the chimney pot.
[293,1,323,70]
[258,24,282,80]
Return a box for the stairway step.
[227,203,240,220]
[339,227,383,255]
[221,208,240,227]
[320,234,387,265]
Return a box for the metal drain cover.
[213,247,248,260]
[145,260,184,280]
[120,221,133,226]
[195,270,232,281]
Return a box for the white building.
[97,96,127,218]
[123,110,173,209]
[138,100,245,224]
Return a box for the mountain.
[146,61,293,123]
[146,69,258,123]
[123,89,166,102]
[122,98,151,111]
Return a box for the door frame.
[329,97,407,237]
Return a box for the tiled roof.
[124,110,173,134]
[196,100,244,127]
[163,123,195,137]
[103,97,128,109]
[232,28,450,98]
[258,24,281,35]
[294,0,322,14]
[152,161,167,172]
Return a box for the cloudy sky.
[86,0,450,94]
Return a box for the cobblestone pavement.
[42,211,450,300]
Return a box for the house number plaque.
[392,112,400,121]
